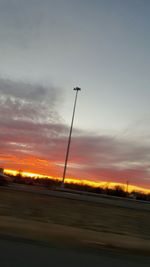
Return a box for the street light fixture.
[61,87,81,188]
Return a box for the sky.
[0,0,150,189]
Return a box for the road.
[0,238,149,267]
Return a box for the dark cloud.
[0,78,59,103]
[0,78,63,127]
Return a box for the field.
[0,186,150,252]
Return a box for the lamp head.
[74,87,81,91]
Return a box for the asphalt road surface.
[0,238,149,267]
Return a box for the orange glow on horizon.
[4,168,150,194]
[4,169,54,179]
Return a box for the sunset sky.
[0,0,150,189]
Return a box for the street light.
[61,87,81,188]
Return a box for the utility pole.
[61,87,81,188]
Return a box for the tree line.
[1,171,150,202]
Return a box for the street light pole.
[61,87,81,188]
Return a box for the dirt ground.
[0,187,150,252]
